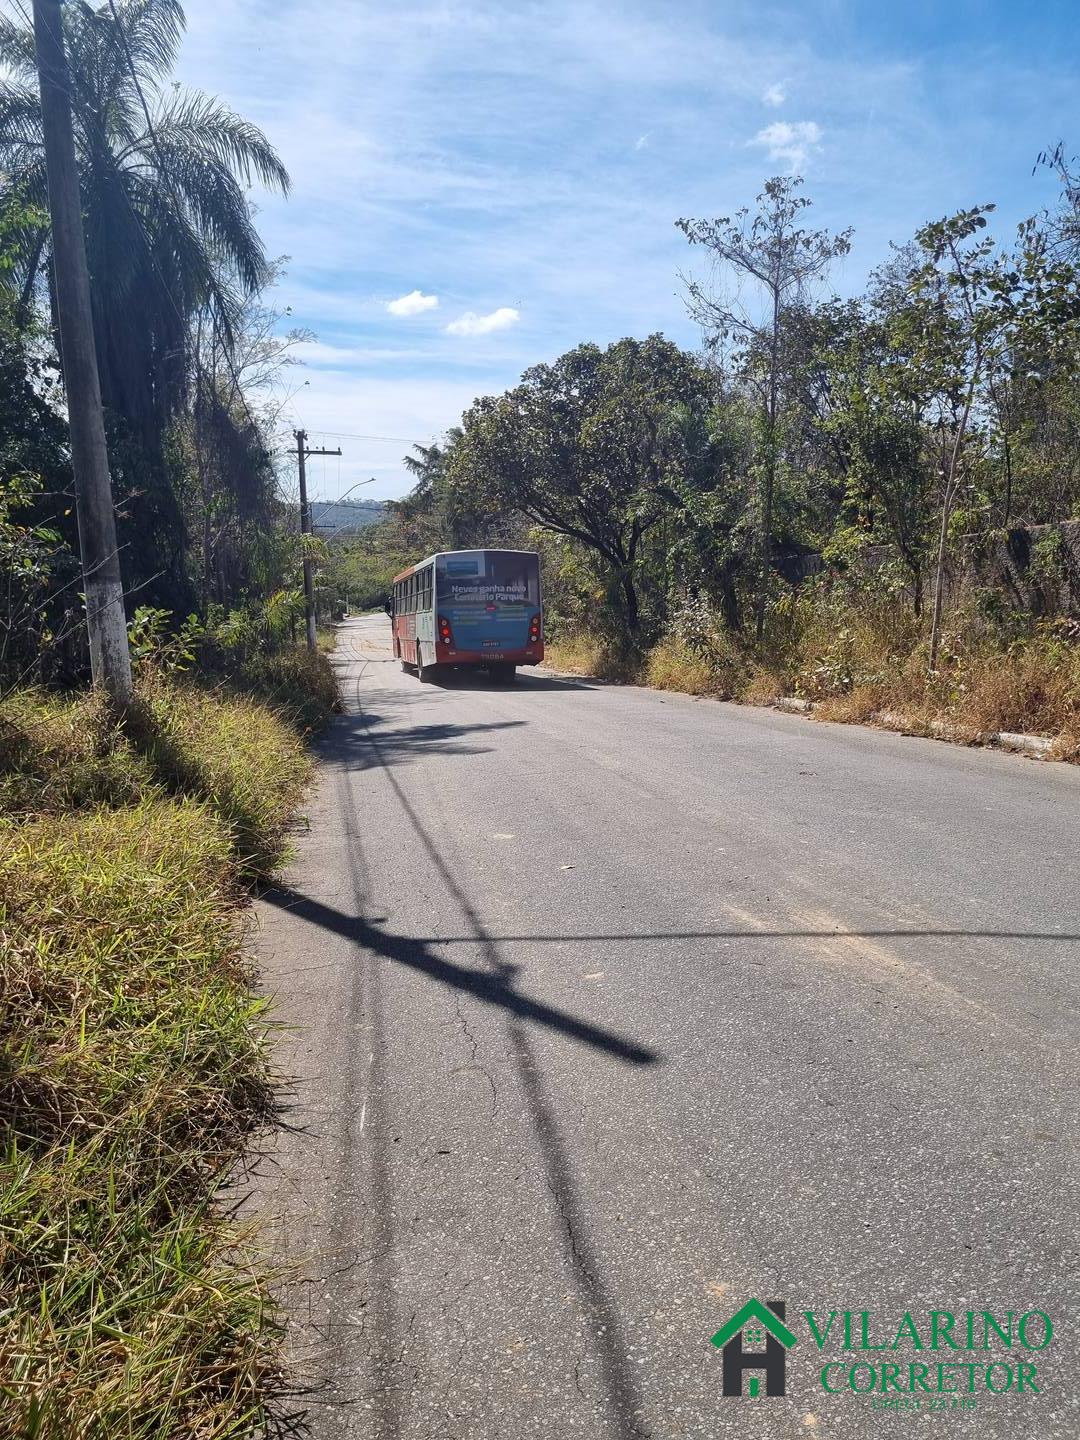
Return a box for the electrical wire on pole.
[294,430,341,650]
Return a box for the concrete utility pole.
[294,429,341,651]
[32,0,132,706]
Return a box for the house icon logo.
[711,1298,798,1397]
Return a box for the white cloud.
[172,0,1073,501]
[386,289,439,316]
[750,119,822,171]
[762,81,786,106]
[445,306,520,336]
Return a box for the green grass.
[0,650,336,873]
[0,687,156,815]
[0,806,286,1436]
[0,646,338,1436]
[128,678,313,877]
[229,644,342,735]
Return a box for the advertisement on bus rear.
[437,552,540,607]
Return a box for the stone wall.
[796,520,1080,618]
[982,521,1080,617]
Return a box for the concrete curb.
[540,668,1071,763]
[768,696,1063,760]
[773,695,812,715]
[996,730,1055,758]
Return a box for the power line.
[299,430,413,443]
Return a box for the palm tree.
[0,0,288,427]
[0,0,289,605]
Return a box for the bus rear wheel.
[492,662,516,684]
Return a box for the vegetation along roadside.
[0,627,339,1437]
[326,162,1080,763]
[545,590,1080,762]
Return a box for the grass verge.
[0,645,337,1436]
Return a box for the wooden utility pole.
[294,429,341,651]
[32,0,132,706]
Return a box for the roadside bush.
[784,577,921,702]
[548,578,1080,755]
[230,644,342,732]
[544,632,640,682]
[645,597,748,697]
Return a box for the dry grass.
[544,634,638,681]
[550,597,1080,759]
[811,685,887,725]
[739,669,785,706]
[787,609,1080,752]
[943,640,1080,737]
[645,638,725,696]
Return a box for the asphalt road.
[251,614,1079,1439]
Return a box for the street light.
[310,476,378,528]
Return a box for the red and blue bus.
[389,549,543,682]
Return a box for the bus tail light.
[528,614,541,643]
[438,614,453,645]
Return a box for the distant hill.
[309,498,388,538]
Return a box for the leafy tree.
[813,294,934,611]
[900,206,1021,668]
[656,398,753,631]
[393,428,494,551]
[995,207,1080,526]
[186,272,310,609]
[0,197,76,686]
[1034,141,1080,262]
[678,177,852,635]
[0,0,289,606]
[447,336,713,636]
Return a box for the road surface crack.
[450,993,499,1116]
[546,1180,599,1285]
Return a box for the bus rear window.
[437,553,539,605]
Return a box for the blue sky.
[176,0,1078,504]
